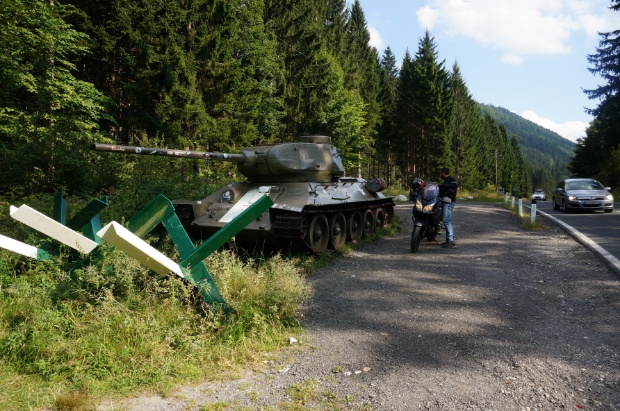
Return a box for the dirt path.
[100,202,620,411]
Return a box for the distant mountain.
[478,103,575,192]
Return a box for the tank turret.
[94,135,393,254]
[93,135,344,183]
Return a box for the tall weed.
[0,245,307,409]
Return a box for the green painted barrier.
[4,190,275,311]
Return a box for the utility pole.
[495,149,502,194]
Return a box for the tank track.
[272,200,394,242]
[273,215,306,239]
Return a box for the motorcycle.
[410,180,452,253]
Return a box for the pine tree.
[323,0,348,61]
[449,61,483,189]
[497,123,515,191]
[395,49,416,185]
[376,46,399,186]
[511,135,531,197]
[411,30,453,179]
[0,0,113,194]
[263,0,330,138]
[67,0,284,150]
[344,0,381,177]
[573,0,620,186]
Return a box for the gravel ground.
[99,202,620,411]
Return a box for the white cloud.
[520,110,588,142]
[501,54,523,64]
[416,0,620,64]
[416,5,440,29]
[368,25,386,50]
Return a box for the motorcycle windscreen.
[423,183,439,201]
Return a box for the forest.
[1,0,534,198]
[479,104,575,195]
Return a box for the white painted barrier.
[97,222,184,277]
[511,196,515,208]
[219,190,269,223]
[10,205,98,253]
[0,234,39,259]
[531,203,537,223]
[505,193,509,203]
[518,198,523,216]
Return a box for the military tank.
[93,135,394,253]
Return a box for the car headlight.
[606,194,614,201]
[568,196,577,201]
[423,204,435,213]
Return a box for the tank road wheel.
[328,213,347,250]
[346,211,363,242]
[305,214,329,254]
[362,209,375,239]
[373,207,386,232]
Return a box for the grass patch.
[382,186,409,200]
[53,389,92,411]
[500,202,547,230]
[0,189,402,410]
[277,378,372,410]
[458,184,504,202]
[200,401,230,411]
[380,183,511,203]
[0,246,308,410]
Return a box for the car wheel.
[562,199,569,213]
[553,197,559,210]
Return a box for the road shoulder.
[528,205,620,277]
[99,202,620,411]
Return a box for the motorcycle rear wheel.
[410,225,425,253]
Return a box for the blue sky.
[359,0,620,142]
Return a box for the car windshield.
[566,180,604,191]
[535,189,543,192]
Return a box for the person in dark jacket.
[439,168,458,248]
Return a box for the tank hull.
[173,178,394,252]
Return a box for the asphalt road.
[103,203,620,411]
[533,200,620,264]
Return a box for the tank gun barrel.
[92,143,247,163]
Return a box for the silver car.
[532,189,546,201]
[552,178,614,213]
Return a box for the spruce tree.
[573,0,620,186]
[411,30,453,179]
[67,0,284,150]
[395,50,416,185]
[344,0,381,177]
[0,0,113,194]
[263,0,330,138]
[511,135,531,197]
[498,123,515,191]
[376,46,399,186]
[449,61,483,189]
